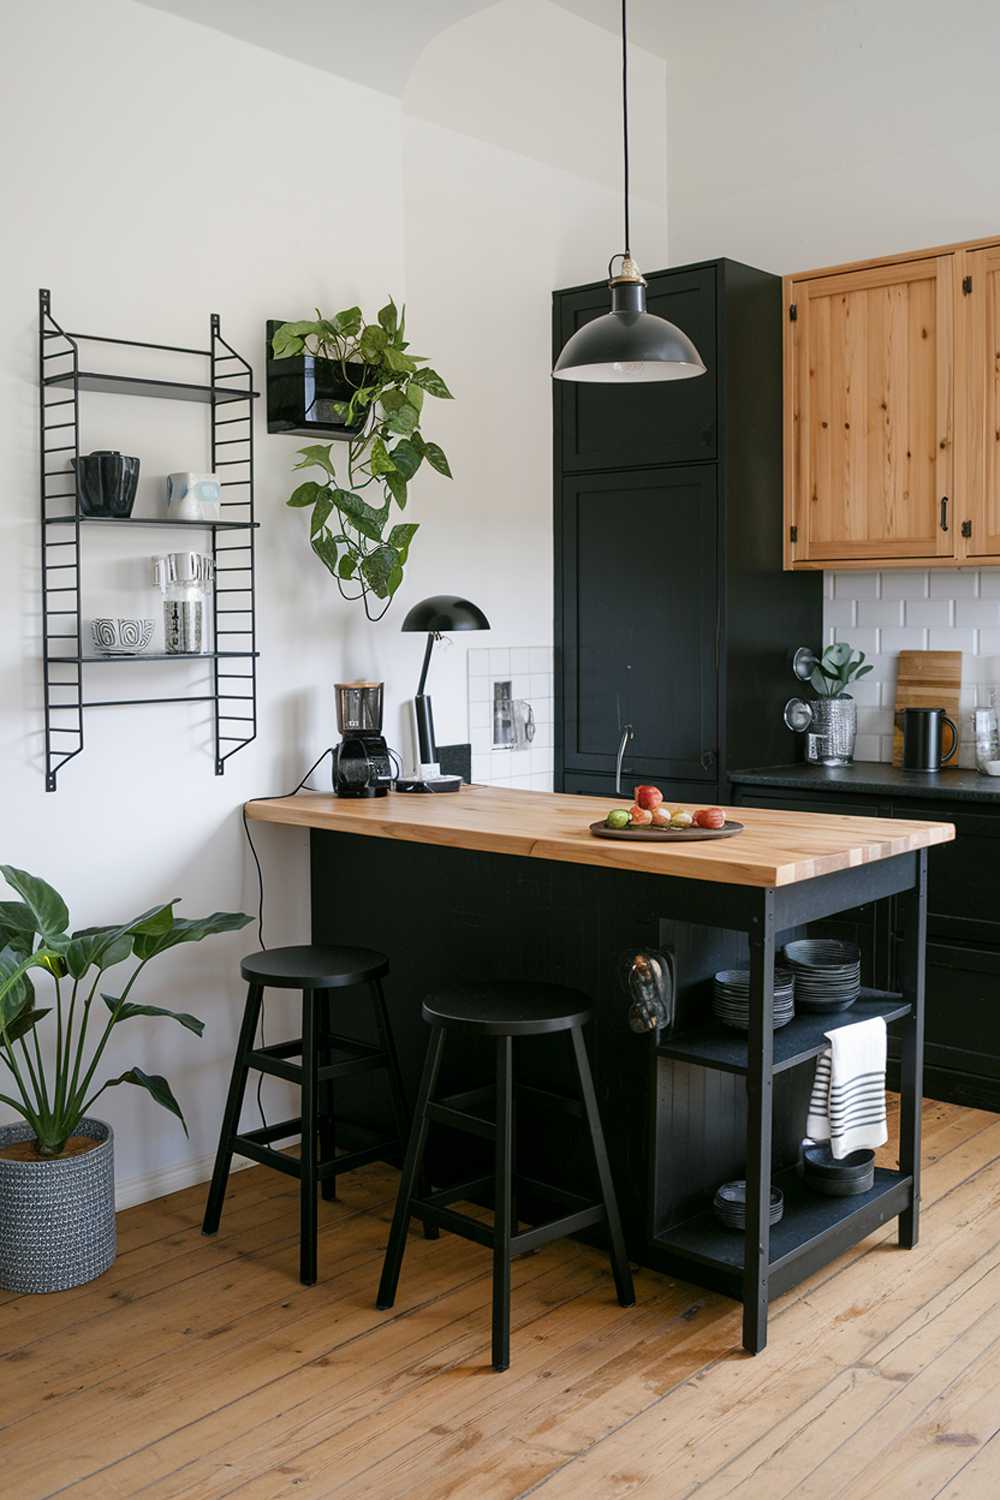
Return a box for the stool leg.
[300,989,319,1286]
[318,992,337,1203]
[372,978,438,1240]
[570,1026,635,1309]
[202,984,263,1236]
[492,1034,513,1372]
[376,1026,446,1311]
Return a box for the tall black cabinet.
[553,257,822,802]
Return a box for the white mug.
[167,472,222,523]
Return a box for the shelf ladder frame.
[37,289,259,790]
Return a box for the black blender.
[332,681,394,797]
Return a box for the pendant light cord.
[621,0,630,257]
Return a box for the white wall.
[0,0,668,1199]
[665,0,1000,274]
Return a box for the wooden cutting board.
[891,650,962,768]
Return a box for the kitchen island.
[247,785,953,1353]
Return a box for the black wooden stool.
[376,981,635,1371]
[202,944,416,1286]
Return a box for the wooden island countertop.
[247,784,954,889]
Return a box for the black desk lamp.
[396,594,490,793]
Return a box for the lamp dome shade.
[553,274,706,384]
[553,309,706,383]
[401,595,491,633]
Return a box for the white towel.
[806,1017,888,1158]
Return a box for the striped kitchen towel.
[806,1016,888,1158]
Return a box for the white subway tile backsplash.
[835,572,879,600]
[824,567,1000,763]
[471,754,491,782]
[489,648,511,674]
[903,599,952,628]
[509,647,533,673]
[825,599,856,630]
[930,570,979,599]
[956,599,1000,628]
[468,648,491,677]
[881,570,929,601]
[880,626,928,654]
[856,600,904,629]
[529,672,550,698]
[929,628,978,654]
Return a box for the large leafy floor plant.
[0,865,250,1158]
[272,301,453,621]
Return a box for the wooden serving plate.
[589,819,745,842]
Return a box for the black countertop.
[730,762,1000,805]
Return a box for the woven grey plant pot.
[0,1118,116,1294]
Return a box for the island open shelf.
[656,988,910,1075]
[653,1165,913,1300]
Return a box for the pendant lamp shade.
[552,2,706,385]
[552,270,705,384]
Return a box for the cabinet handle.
[940,496,949,532]
[615,723,634,797]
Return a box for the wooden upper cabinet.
[785,255,956,566]
[960,244,1000,558]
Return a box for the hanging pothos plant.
[273,301,453,621]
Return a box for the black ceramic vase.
[72,451,140,518]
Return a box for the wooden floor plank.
[1,1099,997,1500]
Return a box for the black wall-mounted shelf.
[44,370,260,404]
[39,289,260,791]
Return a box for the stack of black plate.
[783,939,861,1012]
[713,968,795,1031]
[802,1143,875,1196]
[713,1180,784,1230]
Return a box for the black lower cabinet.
[562,770,719,804]
[732,782,1000,1112]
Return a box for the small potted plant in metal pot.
[784,643,874,765]
[0,865,250,1294]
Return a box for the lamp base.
[395,775,463,794]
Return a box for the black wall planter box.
[265,320,368,438]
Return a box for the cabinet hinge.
[789,303,798,321]
[962,275,973,295]
[961,519,973,538]
[789,524,798,543]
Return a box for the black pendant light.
[552,0,706,384]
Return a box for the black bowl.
[71,450,140,518]
[803,1144,875,1178]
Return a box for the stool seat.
[422,982,591,1037]
[241,944,388,990]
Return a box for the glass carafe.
[972,703,1000,776]
[153,552,214,655]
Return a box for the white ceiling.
[136,0,685,97]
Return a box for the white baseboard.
[114,1151,256,1211]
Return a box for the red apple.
[633,784,663,811]
[629,804,653,826]
[693,807,726,830]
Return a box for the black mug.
[898,706,959,771]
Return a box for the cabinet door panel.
[559,466,718,782]
[891,802,1000,947]
[789,257,955,563]
[555,266,717,472]
[961,244,1000,557]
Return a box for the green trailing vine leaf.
[422,442,452,478]
[272,299,453,619]
[410,367,453,400]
